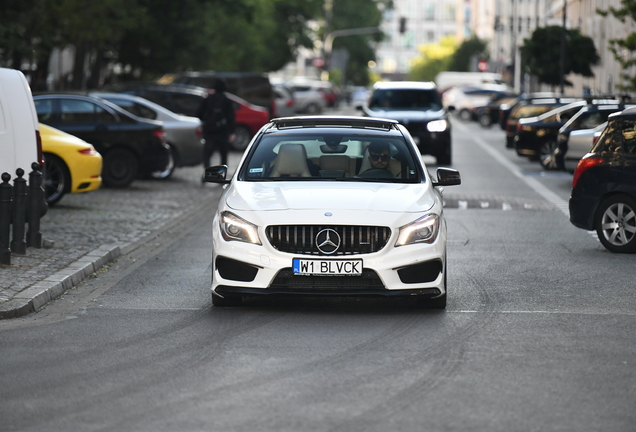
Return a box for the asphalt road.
[1,112,635,432]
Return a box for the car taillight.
[36,130,44,169]
[592,135,600,145]
[287,99,294,107]
[195,126,202,138]
[153,129,167,142]
[572,156,604,188]
[79,147,98,156]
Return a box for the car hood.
[364,108,446,122]
[225,181,435,214]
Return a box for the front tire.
[102,148,138,188]
[42,153,70,205]
[594,195,636,253]
[539,140,558,169]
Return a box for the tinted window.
[369,89,442,110]
[59,99,116,124]
[622,119,636,154]
[595,120,622,153]
[34,99,54,122]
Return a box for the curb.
[0,245,121,319]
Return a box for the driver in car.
[368,142,392,171]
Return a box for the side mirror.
[203,165,230,183]
[355,104,364,111]
[433,167,461,187]
[447,105,456,112]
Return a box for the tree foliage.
[447,35,489,72]
[520,25,600,87]
[407,36,456,82]
[597,0,636,91]
[0,0,386,89]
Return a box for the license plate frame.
[292,258,363,276]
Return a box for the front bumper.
[211,222,447,299]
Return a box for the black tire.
[212,293,243,307]
[458,108,471,122]
[594,195,636,253]
[305,103,321,114]
[479,113,492,127]
[42,153,70,205]
[149,145,176,179]
[231,126,252,151]
[539,140,559,169]
[102,148,138,188]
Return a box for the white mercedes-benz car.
[203,116,461,308]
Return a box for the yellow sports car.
[40,123,102,205]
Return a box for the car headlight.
[395,214,440,246]
[220,211,261,245]
[427,120,448,132]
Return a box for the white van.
[0,67,42,179]
[435,72,506,93]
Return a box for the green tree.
[408,35,456,82]
[447,35,488,72]
[328,0,391,86]
[520,25,600,87]
[597,0,636,91]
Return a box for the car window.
[240,133,420,182]
[34,99,54,122]
[59,99,116,124]
[368,89,442,110]
[621,119,636,154]
[579,111,606,129]
[106,98,157,120]
[170,92,204,116]
[595,120,622,153]
[510,104,556,120]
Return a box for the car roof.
[373,81,437,90]
[265,116,402,135]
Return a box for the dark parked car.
[473,93,518,127]
[498,92,566,130]
[513,100,589,161]
[504,97,580,148]
[569,107,636,253]
[359,81,453,165]
[33,94,171,188]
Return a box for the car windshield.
[510,104,560,120]
[239,132,421,183]
[368,89,442,111]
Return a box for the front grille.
[266,225,391,256]
[269,268,386,291]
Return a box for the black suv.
[359,81,452,165]
[33,94,171,188]
[569,107,636,253]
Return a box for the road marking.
[456,122,571,217]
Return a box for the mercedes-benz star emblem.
[316,229,341,255]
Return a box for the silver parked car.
[91,92,203,179]
[272,84,296,118]
[562,122,606,173]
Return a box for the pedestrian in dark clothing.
[196,79,236,168]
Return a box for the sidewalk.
[0,163,230,319]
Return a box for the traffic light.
[399,17,407,34]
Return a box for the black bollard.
[11,168,27,255]
[27,163,44,249]
[0,172,12,265]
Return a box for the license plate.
[292,258,362,276]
